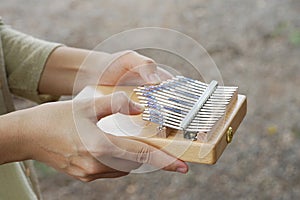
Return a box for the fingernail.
[134,102,145,112]
[176,167,188,174]
[147,73,161,84]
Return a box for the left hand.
[98,50,173,86]
[40,47,173,95]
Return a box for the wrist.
[0,109,33,164]
[40,46,111,95]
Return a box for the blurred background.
[1,0,300,199]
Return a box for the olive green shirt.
[0,17,62,200]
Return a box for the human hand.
[40,47,173,95]
[98,50,173,86]
[19,92,188,182]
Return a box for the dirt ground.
[1,0,300,199]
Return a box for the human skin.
[0,47,188,182]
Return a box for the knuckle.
[86,164,99,175]
[114,91,129,104]
[136,146,152,164]
[143,58,155,65]
[90,141,112,158]
[123,50,135,55]
[117,50,135,58]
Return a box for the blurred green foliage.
[289,30,300,46]
[271,22,300,46]
[292,124,300,138]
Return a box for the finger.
[81,172,129,182]
[120,51,161,84]
[138,65,161,84]
[96,156,141,172]
[94,92,144,119]
[157,67,174,81]
[108,135,189,174]
[69,155,119,174]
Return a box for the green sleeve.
[0,19,63,103]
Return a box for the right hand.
[19,92,188,182]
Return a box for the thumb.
[95,91,144,119]
[108,135,189,174]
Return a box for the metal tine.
[143,116,217,131]
[174,76,209,87]
[143,109,221,121]
[143,117,214,131]
[144,107,187,119]
[175,76,209,88]
[206,99,231,103]
[141,102,188,115]
[209,97,232,101]
[203,104,227,108]
[136,87,200,105]
[202,107,226,112]
[205,104,229,108]
[143,108,186,117]
[194,115,223,121]
[144,105,226,120]
[215,86,238,90]
[211,94,234,98]
[202,104,227,109]
[152,83,206,102]
[194,116,223,122]
[205,101,231,105]
[143,114,216,127]
[140,102,189,115]
[196,113,225,118]
[138,80,207,95]
[181,80,219,131]
[143,104,227,120]
[138,92,199,108]
[170,82,207,93]
[143,109,185,118]
[176,77,236,95]
[170,79,209,94]
[194,114,223,119]
[199,108,226,113]
[165,79,207,94]
[165,84,206,100]
[135,76,238,134]
[166,77,208,89]
[151,121,181,130]
[143,114,219,124]
[215,87,237,91]
[139,98,192,111]
[143,113,184,122]
[137,93,196,107]
[143,116,181,129]
[173,79,211,93]
[138,80,228,104]
[145,93,195,108]
[214,90,236,94]
[143,111,221,122]
[211,93,234,97]
[210,94,233,99]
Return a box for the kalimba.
[78,76,247,164]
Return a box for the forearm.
[0,110,31,164]
[39,46,110,96]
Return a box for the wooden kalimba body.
[77,76,247,164]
